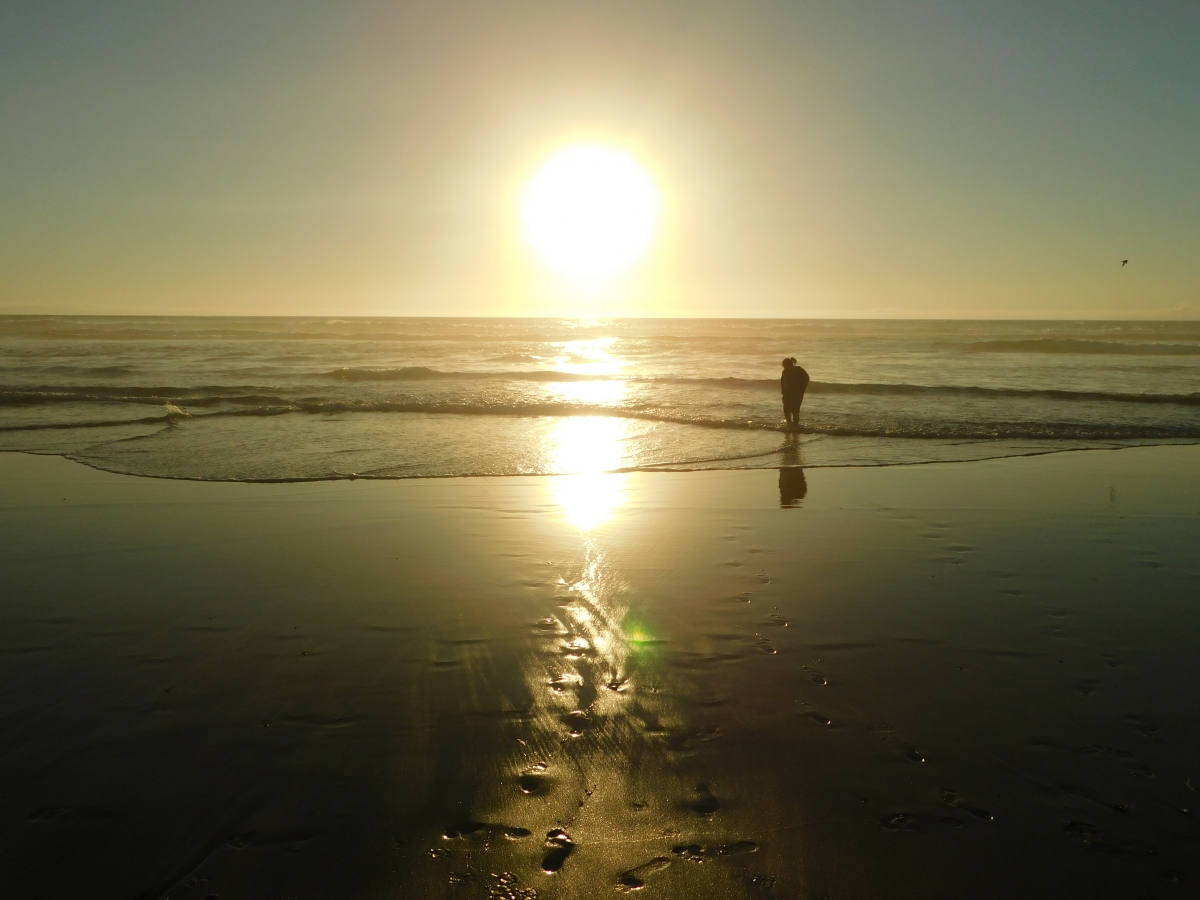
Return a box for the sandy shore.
[2,448,1199,899]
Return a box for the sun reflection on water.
[551,337,623,377]
[546,378,627,407]
[549,416,629,532]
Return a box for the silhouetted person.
[780,357,809,429]
[779,467,808,507]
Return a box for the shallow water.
[2,317,1198,480]
[1,447,1198,898]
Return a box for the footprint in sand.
[443,822,532,841]
[616,856,673,892]
[518,763,549,795]
[563,710,592,737]
[489,871,537,900]
[940,788,994,821]
[1124,713,1158,738]
[541,829,575,873]
[672,840,759,861]
[690,783,721,816]
[879,813,962,831]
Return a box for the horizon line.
[2,313,1199,323]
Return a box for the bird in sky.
[1121,259,1129,266]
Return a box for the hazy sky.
[2,1,1198,318]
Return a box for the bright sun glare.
[550,417,628,532]
[522,145,660,283]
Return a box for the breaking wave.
[5,399,1200,442]
[966,339,1200,355]
[5,378,1198,409]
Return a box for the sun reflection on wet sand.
[497,534,683,879]
[542,416,638,764]
[464,413,686,883]
[548,416,629,532]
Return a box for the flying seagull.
[1121,259,1129,266]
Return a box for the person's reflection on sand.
[779,467,808,507]
[779,433,807,507]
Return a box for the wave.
[323,366,604,383]
[966,339,1200,355]
[0,414,175,432]
[0,387,290,408]
[0,365,139,377]
[3,377,1200,410]
[806,382,1200,406]
[660,378,1200,407]
[322,367,774,386]
[486,354,546,363]
[7,316,1200,349]
[319,369,1200,407]
[5,398,1200,443]
[239,404,1200,440]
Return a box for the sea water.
[1,317,1197,481]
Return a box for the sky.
[1,0,1198,318]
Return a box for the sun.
[521,145,660,283]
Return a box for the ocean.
[1,316,1198,481]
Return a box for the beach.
[2,446,1198,899]
[8,0,1200,894]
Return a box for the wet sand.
[1,447,1199,899]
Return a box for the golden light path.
[546,335,630,531]
[482,338,679,878]
[522,145,660,283]
[550,417,628,532]
[549,338,633,535]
